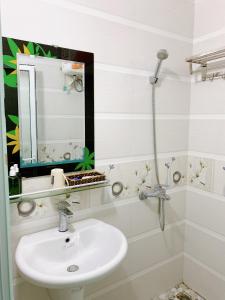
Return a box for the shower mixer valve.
[139,185,170,201]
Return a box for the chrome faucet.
[58,200,80,232]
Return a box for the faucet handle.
[58,200,80,212]
[58,200,70,210]
[62,207,74,216]
[72,201,80,205]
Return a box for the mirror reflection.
[17,54,85,167]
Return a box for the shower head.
[150,49,169,85]
[157,49,169,60]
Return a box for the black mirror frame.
[2,36,94,177]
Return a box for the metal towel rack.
[186,47,225,81]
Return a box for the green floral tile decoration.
[3,37,55,88]
[75,147,95,170]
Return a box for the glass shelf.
[9,180,110,203]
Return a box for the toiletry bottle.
[14,164,19,174]
[9,166,20,196]
[13,164,22,194]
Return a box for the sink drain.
[67,265,79,272]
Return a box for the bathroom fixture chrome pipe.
[140,49,170,231]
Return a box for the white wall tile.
[96,119,189,160]
[213,160,225,196]
[186,190,225,238]
[185,223,225,277]
[130,192,185,237]
[95,69,190,115]
[183,255,225,300]
[2,0,192,76]
[70,0,194,38]
[190,80,225,114]
[189,120,225,155]
[194,35,225,57]
[89,202,133,238]
[187,1,225,296]
[88,256,183,300]
[194,0,225,39]
[14,281,50,300]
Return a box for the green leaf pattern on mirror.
[3,38,56,88]
[6,115,20,155]
[75,147,95,171]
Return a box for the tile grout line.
[186,186,225,203]
[95,63,190,82]
[85,253,184,300]
[128,220,185,244]
[96,151,187,166]
[184,253,225,283]
[188,151,225,162]
[96,114,225,120]
[41,0,192,44]
[185,219,225,243]
[193,27,225,44]
[95,113,190,120]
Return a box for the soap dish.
[66,170,106,186]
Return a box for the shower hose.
[152,84,165,231]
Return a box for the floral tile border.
[98,155,187,201]
[188,156,214,192]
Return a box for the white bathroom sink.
[15,219,128,289]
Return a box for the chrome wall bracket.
[186,47,225,81]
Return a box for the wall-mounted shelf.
[186,47,225,81]
[9,180,110,203]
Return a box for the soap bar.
[82,176,92,179]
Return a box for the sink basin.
[15,219,128,290]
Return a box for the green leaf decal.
[8,115,19,126]
[27,42,34,55]
[34,44,54,58]
[3,38,56,87]
[35,45,40,55]
[7,130,16,135]
[6,115,20,155]
[89,152,94,160]
[46,50,52,57]
[75,147,95,171]
[36,44,47,56]
[7,38,20,57]
[4,70,17,88]
[3,55,17,69]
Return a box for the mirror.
[3,37,94,177]
[17,54,85,167]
